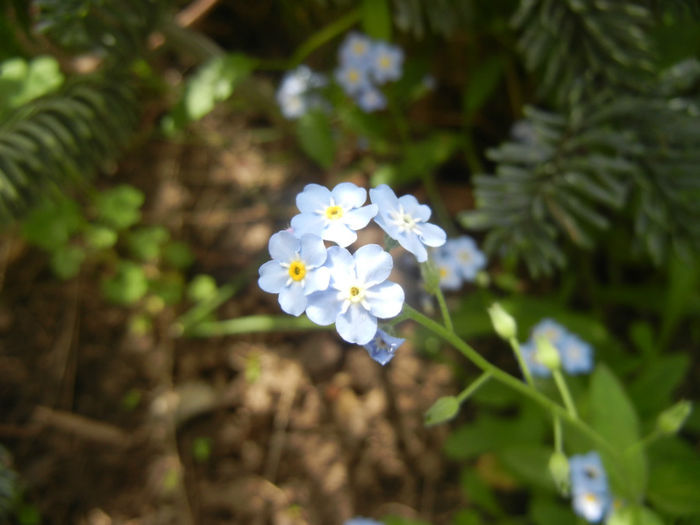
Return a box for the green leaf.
[162,240,194,270]
[529,496,577,525]
[50,245,85,280]
[628,353,690,418]
[187,274,218,303]
[126,226,169,262]
[149,272,184,306]
[101,261,148,305]
[463,56,504,118]
[607,505,665,525]
[0,55,64,114]
[21,198,83,252]
[424,396,460,426]
[183,53,254,121]
[589,364,646,499]
[83,224,117,250]
[296,110,336,168]
[94,185,144,230]
[452,509,483,525]
[647,438,700,516]
[497,445,555,492]
[362,0,392,40]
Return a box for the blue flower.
[520,339,552,378]
[432,246,462,290]
[335,62,372,96]
[291,182,378,247]
[363,329,405,365]
[560,334,594,375]
[338,32,375,67]
[276,65,327,119]
[305,244,404,345]
[446,235,486,282]
[369,184,446,263]
[370,42,403,84]
[531,318,568,346]
[344,518,383,525]
[569,452,611,523]
[258,231,330,316]
[356,86,387,112]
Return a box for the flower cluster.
[276,65,327,119]
[569,451,611,522]
[335,32,404,112]
[432,235,487,290]
[259,182,446,362]
[521,319,594,377]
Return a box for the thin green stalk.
[552,369,579,419]
[434,287,454,333]
[508,336,535,388]
[289,8,362,67]
[187,314,328,337]
[553,414,563,453]
[457,371,491,404]
[402,304,617,458]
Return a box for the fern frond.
[512,0,655,106]
[0,75,138,224]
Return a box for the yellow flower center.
[379,55,391,69]
[347,69,359,84]
[325,205,344,220]
[349,286,360,297]
[439,267,448,278]
[352,41,366,55]
[288,261,306,281]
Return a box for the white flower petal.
[417,222,447,247]
[336,304,376,344]
[268,230,299,261]
[278,284,307,316]
[291,212,325,237]
[299,234,327,267]
[353,244,392,286]
[325,245,355,286]
[369,184,399,216]
[365,281,404,318]
[305,290,342,325]
[304,266,330,295]
[324,221,357,247]
[296,184,331,214]
[258,260,288,293]
[332,182,366,209]
[344,204,378,230]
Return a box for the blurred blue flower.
[432,246,462,290]
[356,86,387,112]
[305,244,404,345]
[370,184,446,263]
[560,334,594,374]
[258,231,330,316]
[336,62,372,96]
[445,235,486,282]
[520,339,552,378]
[531,318,568,346]
[569,452,611,523]
[276,65,327,119]
[339,32,375,67]
[370,42,404,84]
[291,182,378,247]
[363,329,404,365]
[344,518,383,525]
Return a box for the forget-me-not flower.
[370,42,404,84]
[291,182,378,247]
[336,62,372,96]
[560,334,594,375]
[305,244,404,345]
[258,231,330,316]
[356,86,387,112]
[363,329,405,365]
[569,452,611,523]
[520,339,552,378]
[531,318,568,346]
[276,65,327,119]
[370,184,447,263]
[338,32,374,67]
[446,235,487,282]
[432,246,462,290]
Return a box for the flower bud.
[548,451,570,496]
[420,259,441,295]
[475,270,490,288]
[487,302,517,341]
[535,335,561,371]
[656,400,692,436]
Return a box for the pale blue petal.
[398,232,428,262]
[296,184,331,214]
[325,245,355,285]
[304,266,330,295]
[305,290,342,325]
[279,284,307,316]
[365,281,404,318]
[364,329,405,365]
[354,244,392,286]
[332,182,366,209]
[299,233,327,267]
[324,221,357,247]
[344,204,378,230]
[397,194,431,222]
[290,213,325,237]
[336,304,376,345]
[268,230,299,262]
[369,185,399,215]
[417,222,447,247]
[258,260,288,293]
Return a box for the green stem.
[289,8,362,67]
[174,282,238,336]
[186,314,328,337]
[508,336,535,388]
[435,287,454,333]
[457,371,491,404]
[553,414,563,453]
[402,304,616,458]
[552,369,579,419]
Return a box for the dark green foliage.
[33,0,165,63]
[0,75,138,224]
